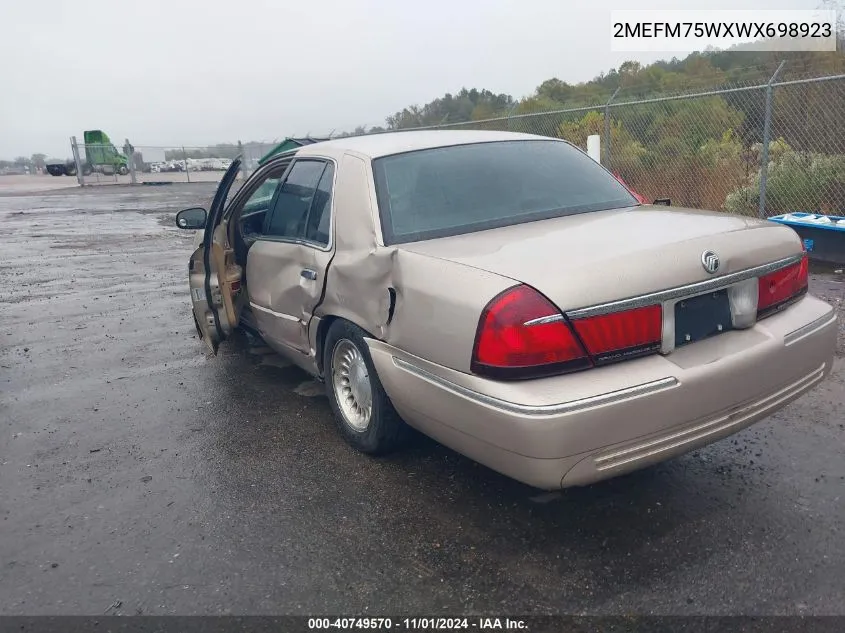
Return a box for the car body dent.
[307,152,515,374]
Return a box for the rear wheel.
[118,165,129,176]
[323,320,410,454]
[65,165,77,177]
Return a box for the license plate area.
[674,289,733,348]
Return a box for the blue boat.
[768,212,845,266]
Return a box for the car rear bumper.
[367,296,837,489]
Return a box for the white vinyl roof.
[295,129,554,159]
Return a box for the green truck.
[46,130,130,176]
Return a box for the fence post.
[238,141,248,181]
[506,102,519,132]
[603,87,621,170]
[125,139,137,185]
[182,147,190,183]
[70,136,85,186]
[758,60,786,218]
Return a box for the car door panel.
[187,158,242,353]
[247,240,320,353]
[247,159,335,357]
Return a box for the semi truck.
[45,130,130,176]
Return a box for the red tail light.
[757,255,808,318]
[571,305,663,364]
[471,285,590,379]
[471,286,664,380]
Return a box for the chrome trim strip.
[249,302,299,322]
[784,311,837,346]
[594,363,825,471]
[523,314,563,326]
[391,356,679,417]
[566,254,803,320]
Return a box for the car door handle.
[300,269,318,281]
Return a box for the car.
[175,130,836,490]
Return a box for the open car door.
[186,158,243,354]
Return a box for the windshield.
[372,139,638,244]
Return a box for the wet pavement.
[1,184,844,616]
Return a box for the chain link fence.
[57,67,845,219]
[420,69,845,218]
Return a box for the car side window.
[264,160,326,239]
[304,163,334,246]
[227,161,291,236]
[239,182,283,228]
[242,177,282,215]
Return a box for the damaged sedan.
[176,131,837,490]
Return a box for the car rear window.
[372,140,638,244]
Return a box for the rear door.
[247,158,336,355]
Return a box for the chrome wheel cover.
[331,339,372,432]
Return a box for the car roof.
[294,130,554,160]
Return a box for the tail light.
[570,305,663,365]
[471,285,663,380]
[757,255,808,318]
[471,286,590,380]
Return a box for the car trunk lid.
[399,206,802,313]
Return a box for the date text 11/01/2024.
[307,618,528,630]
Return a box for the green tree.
[386,88,514,129]
[725,140,845,215]
[557,111,646,181]
[536,78,575,103]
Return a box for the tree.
[557,111,646,175]
[385,88,515,129]
[725,139,845,216]
[536,78,575,104]
[30,154,46,170]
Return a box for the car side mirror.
[175,207,207,230]
[653,198,671,206]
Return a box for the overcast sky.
[0,0,825,158]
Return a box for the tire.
[82,164,93,176]
[118,165,129,176]
[66,165,77,177]
[323,319,410,454]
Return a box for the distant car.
[175,131,836,490]
[0,166,28,176]
[159,162,183,173]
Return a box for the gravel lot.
[1,183,844,616]
[0,171,224,195]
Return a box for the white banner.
[611,10,837,52]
